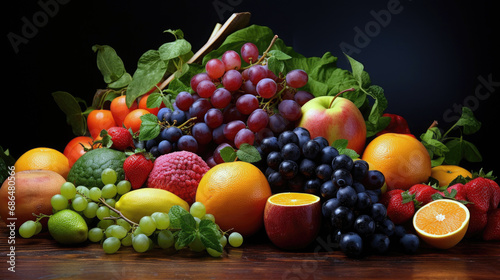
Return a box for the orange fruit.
[195,161,272,237]
[87,109,116,139]
[123,109,151,133]
[362,133,432,191]
[413,199,470,249]
[63,136,100,168]
[431,165,473,187]
[110,95,138,126]
[14,147,70,179]
[138,93,164,116]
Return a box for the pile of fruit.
[0,21,499,260]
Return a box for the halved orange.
[413,199,470,249]
[268,192,320,206]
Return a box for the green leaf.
[146,92,163,109]
[236,144,262,163]
[168,205,190,229]
[0,147,16,183]
[455,107,481,135]
[176,229,196,249]
[52,91,87,136]
[158,39,192,61]
[220,146,237,163]
[126,50,167,107]
[332,139,359,159]
[462,140,482,162]
[108,72,132,89]
[138,113,160,141]
[164,29,184,39]
[199,220,223,253]
[92,45,129,86]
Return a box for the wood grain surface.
[1,219,499,279]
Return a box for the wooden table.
[1,219,499,280]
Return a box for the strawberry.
[123,153,154,189]
[380,189,403,207]
[386,191,416,225]
[408,184,438,206]
[107,126,134,151]
[446,183,468,202]
[485,179,500,210]
[464,177,493,213]
[482,209,500,241]
[466,204,488,238]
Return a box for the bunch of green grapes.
[89,201,244,257]
[18,168,131,239]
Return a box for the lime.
[67,148,126,189]
[48,209,88,244]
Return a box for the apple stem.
[329,88,356,109]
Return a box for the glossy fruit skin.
[14,147,70,179]
[63,136,95,168]
[298,96,366,155]
[123,109,151,133]
[431,165,473,187]
[139,93,164,116]
[195,161,272,237]
[0,170,66,229]
[376,113,412,136]
[87,109,116,139]
[110,95,138,126]
[264,193,321,250]
[362,133,432,191]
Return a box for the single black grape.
[299,158,316,177]
[278,130,300,149]
[399,234,420,254]
[331,206,354,231]
[315,164,333,181]
[331,154,354,171]
[336,185,358,208]
[322,198,341,218]
[303,178,321,195]
[319,146,339,165]
[370,203,387,222]
[369,233,390,254]
[339,232,363,258]
[352,160,369,181]
[279,160,298,179]
[353,214,376,236]
[320,180,338,199]
[281,143,301,161]
[355,192,373,210]
[260,136,279,154]
[266,151,283,170]
[302,140,321,160]
[332,168,353,188]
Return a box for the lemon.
[48,209,88,244]
[115,188,189,223]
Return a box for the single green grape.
[121,233,133,247]
[188,234,205,252]
[71,196,88,212]
[105,198,116,208]
[111,225,128,240]
[96,206,110,220]
[101,184,117,199]
[219,235,227,248]
[101,168,118,185]
[88,227,104,242]
[190,202,206,219]
[105,225,118,238]
[89,187,102,202]
[116,180,132,195]
[139,216,156,236]
[97,219,114,229]
[207,247,223,257]
[83,202,99,218]
[157,230,174,249]
[103,237,121,254]
[202,213,215,223]
[60,182,77,200]
[151,212,170,230]
[228,232,243,248]
[132,234,149,253]
[76,185,90,197]
[116,218,131,231]
[34,221,42,235]
[51,194,68,210]
[19,220,37,238]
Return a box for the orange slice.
[413,199,470,249]
[267,192,320,206]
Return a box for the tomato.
[138,93,165,116]
[63,136,95,168]
[123,109,151,133]
[110,95,138,127]
[87,109,116,139]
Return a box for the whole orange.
[195,161,272,237]
[123,109,151,133]
[0,170,66,228]
[110,95,138,126]
[431,165,473,187]
[14,147,70,179]
[362,133,431,191]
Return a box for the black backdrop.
[3,0,499,172]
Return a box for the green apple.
[298,95,366,154]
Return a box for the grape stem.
[255,35,279,65]
[329,88,356,108]
[98,197,139,227]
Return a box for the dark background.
[3,0,499,172]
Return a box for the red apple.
[298,95,366,154]
[264,193,321,250]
